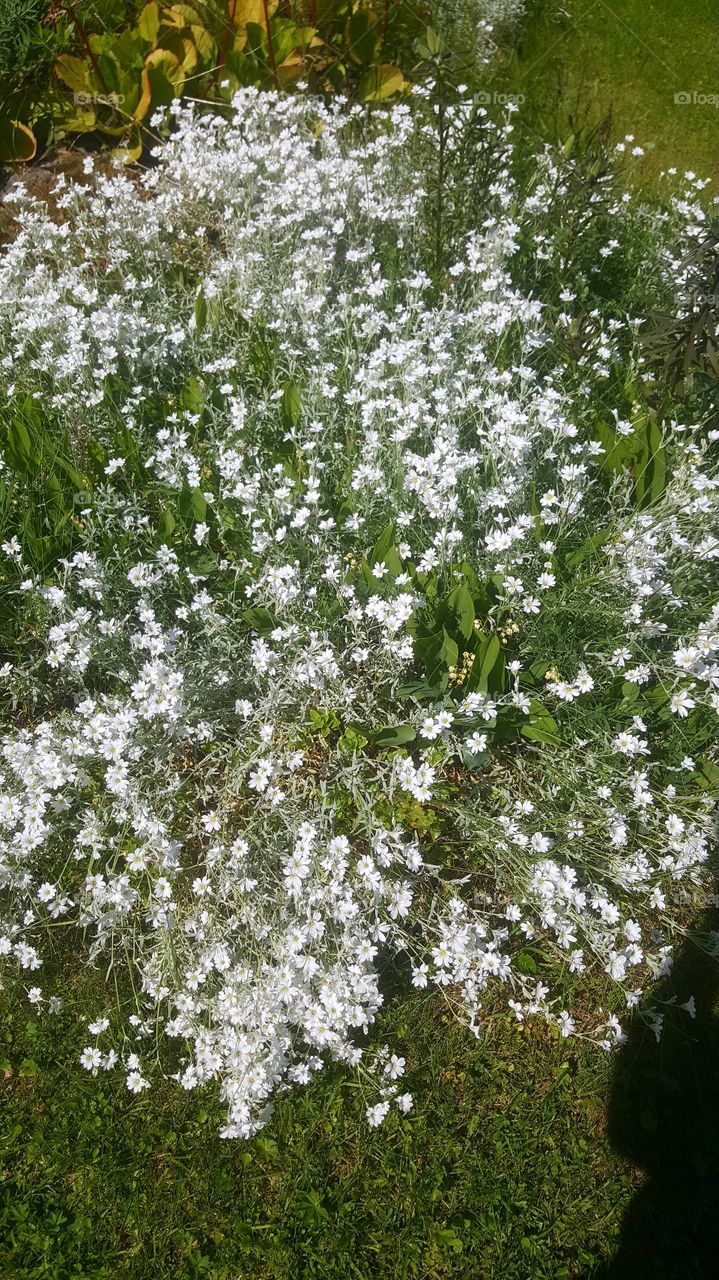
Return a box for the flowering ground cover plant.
[0,85,717,1140]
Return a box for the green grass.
[4,943,719,1278]
[4,943,719,1279]
[493,0,719,188]
[1,973,633,1279]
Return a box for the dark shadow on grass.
[587,911,719,1280]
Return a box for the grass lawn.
[1,973,631,1279]
[494,0,719,188]
[3,939,719,1278]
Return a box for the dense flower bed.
[0,88,716,1136]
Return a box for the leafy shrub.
[0,87,717,1137]
[0,0,431,162]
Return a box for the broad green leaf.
[415,627,458,687]
[54,455,89,492]
[337,726,368,753]
[371,724,416,747]
[54,54,93,95]
[194,288,208,333]
[137,1,161,43]
[281,380,301,429]
[396,680,440,701]
[179,375,205,412]
[696,759,719,792]
[436,627,458,668]
[468,633,503,693]
[521,699,560,746]
[521,723,561,746]
[347,10,381,65]
[178,487,207,523]
[6,418,34,471]
[241,606,276,634]
[422,26,444,56]
[135,49,184,121]
[157,508,176,542]
[634,418,667,510]
[370,522,402,577]
[358,63,405,101]
[442,582,475,643]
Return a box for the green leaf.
[358,63,405,101]
[460,745,490,769]
[178,487,207,524]
[468,633,503,693]
[281,380,301,429]
[137,0,161,43]
[521,699,560,746]
[241,606,276,634]
[644,685,670,710]
[18,1058,39,1078]
[370,724,416,747]
[521,724,561,746]
[436,1227,463,1253]
[337,726,369,753]
[347,10,381,64]
[54,54,93,96]
[516,951,537,975]
[370,522,402,576]
[54,455,89,492]
[696,759,719,792]
[442,582,475,643]
[135,48,184,121]
[396,680,440,701]
[415,627,458,687]
[179,375,205,413]
[634,417,667,509]
[157,508,176,543]
[422,26,444,56]
[194,288,208,333]
[46,472,70,519]
[6,417,34,472]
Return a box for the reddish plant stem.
[60,3,111,94]
[261,0,280,88]
[207,0,239,96]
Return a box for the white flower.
[420,717,442,740]
[366,1101,390,1128]
[126,1070,150,1093]
[557,1011,575,1038]
[669,689,695,717]
[385,1054,406,1080]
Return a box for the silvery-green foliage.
[0,88,717,1137]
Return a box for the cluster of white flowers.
[0,88,716,1136]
